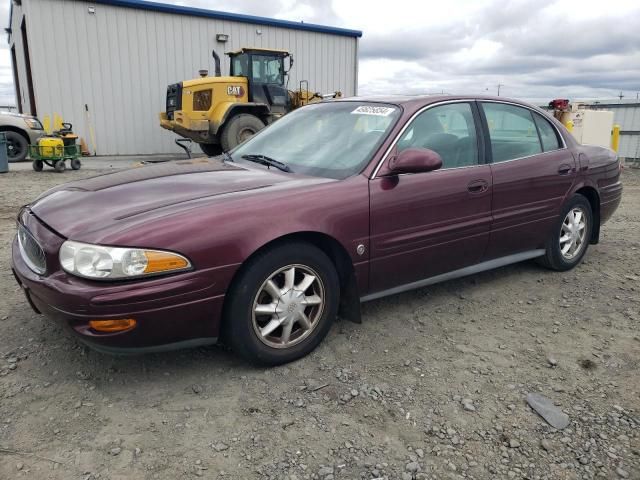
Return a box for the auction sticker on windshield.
[351,106,395,116]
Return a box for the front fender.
[210,102,271,133]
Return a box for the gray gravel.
[0,163,638,479]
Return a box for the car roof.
[332,94,538,114]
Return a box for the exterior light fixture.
[88,6,96,14]
[216,33,229,42]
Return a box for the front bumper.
[159,112,214,143]
[26,128,44,145]
[11,221,235,353]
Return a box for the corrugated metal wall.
[611,105,640,160]
[586,103,640,160]
[11,0,358,155]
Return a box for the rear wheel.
[54,160,66,173]
[4,131,29,162]
[538,194,593,271]
[32,160,43,171]
[220,114,265,152]
[223,242,339,365]
[199,143,222,157]
[70,158,81,170]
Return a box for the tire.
[4,131,29,162]
[220,114,265,152]
[70,158,81,170]
[199,143,222,157]
[538,194,593,271]
[54,160,66,173]
[32,160,43,172]
[223,242,339,365]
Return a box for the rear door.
[479,101,576,259]
[368,101,493,295]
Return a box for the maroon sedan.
[12,96,622,365]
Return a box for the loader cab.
[228,48,292,115]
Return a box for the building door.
[20,17,37,116]
[10,45,22,113]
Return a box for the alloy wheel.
[559,207,587,260]
[252,264,325,349]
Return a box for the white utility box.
[562,107,614,147]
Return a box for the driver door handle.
[557,164,573,175]
[467,179,489,194]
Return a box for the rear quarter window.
[533,113,562,151]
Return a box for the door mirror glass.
[389,148,443,174]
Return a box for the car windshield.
[231,102,401,179]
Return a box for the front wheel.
[220,114,265,152]
[223,242,339,365]
[54,160,66,173]
[538,194,593,271]
[70,158,81,170]
[32,160,43,172]
[4,131,29,162]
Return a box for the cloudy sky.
[0,0,639,105]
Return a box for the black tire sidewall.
[32,160,43,171]
[199,143,222,157]
[54,160,66,172]
[547,195,593,271]
[5,131,29,162]
[71,158,81,170]
[220,114,264,152]
[224,242,339,365]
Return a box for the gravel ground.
[0,162,638,480]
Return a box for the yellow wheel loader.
[159,48,341,156]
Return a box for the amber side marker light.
[144,251,190,274]
[89,318,137,333]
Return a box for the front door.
[368,102,493,294]
[479,101,577,259]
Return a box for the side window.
[251,55,284,84]
[482,103,542,162]
[397,103,478,169]
[533,112,562,151]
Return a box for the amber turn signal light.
[144,251,190,274]
[89,318,137,333]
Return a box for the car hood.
[30,158,318,240]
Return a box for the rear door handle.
[467,179,489,194]
[558,164,573,175]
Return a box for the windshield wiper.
[241,154,291,172]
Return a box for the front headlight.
[24,118,43,130]
[59,240,191,280]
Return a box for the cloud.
[0,0,638,107]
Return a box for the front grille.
[17,224,46,275]
[166,82,183,120]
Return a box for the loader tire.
[200,143,222,157]
[220,114,265,152]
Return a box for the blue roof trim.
[92,0,363,38]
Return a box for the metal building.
[583,100,640,164]
[7,0,361,155]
